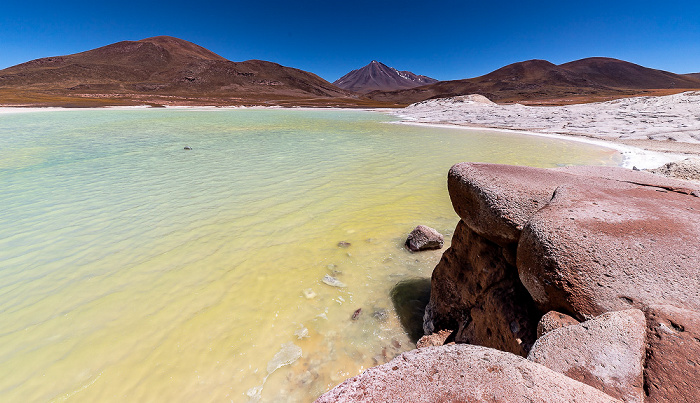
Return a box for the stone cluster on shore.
[317,163,700,402]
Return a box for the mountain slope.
[366,58,700,105]
[333,61,437,93]
[0,36,359,106]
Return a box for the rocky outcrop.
[316,344,622,403]
[405,225,444,252]
[422,162,700,401]
[517,174,700,318]
[528,309,646,403]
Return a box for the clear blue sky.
[1,0,699,82]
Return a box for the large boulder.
[517,179,700,318]
[528,309,646,403]
[315,344,622,403]
[644,304,700,403]
[447,163,699,248]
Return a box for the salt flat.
[394,92,700,157]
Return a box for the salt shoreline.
[390,120,682,170]
[390,92,700,170]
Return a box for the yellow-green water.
[0,108,620,402]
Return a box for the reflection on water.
[0,108,621,402]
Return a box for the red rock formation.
[425,163,700,400]
[315,345,622,403]
[424,220,539,356]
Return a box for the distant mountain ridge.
[0,36,358,106]
[366,57,700,105]
[333,61,438,93]
[1,38,699,107]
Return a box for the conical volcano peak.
[334,61,438,93]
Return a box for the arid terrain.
[2,37,700,107]
[0,36,386,107]
[366,58,700,106]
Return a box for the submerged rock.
[322,275,346,288]
[405,225,444,251]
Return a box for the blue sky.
[1,0,699,82]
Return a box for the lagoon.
[0,109,620,402]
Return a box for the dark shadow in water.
[390,278,431,343]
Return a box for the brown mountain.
[684,73,700,80]
[366,57,700,105]
[333,60,438,93]
[0,36,369,107]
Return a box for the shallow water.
[0,108,620,402]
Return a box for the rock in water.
[405,225,444,252]
[183,146,192,150]
[267,342,302,374]
[322,274,346,288]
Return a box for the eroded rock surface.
[528,309,646,403]
[322,162,700,401]
[416,329,453,348]
[517,178,700,318]
[423,220,538,356]
[315,344,622,403]
[644,304,700,403]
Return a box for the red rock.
[424,220,538,356]
[537,311,580,338]
[517,180,700,318]
[447,163,699,248]
[315,344,622,403]
[644,304,700,403]
[528,309,646,403]
[447,163,568,246]
[405,225,444,251]
[416,330,453,348]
